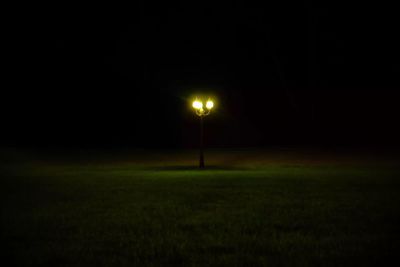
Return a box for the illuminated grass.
[1,150,400,266]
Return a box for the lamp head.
[206,100,214,109]
[192,100,203,110]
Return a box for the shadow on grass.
[150,165,249,171]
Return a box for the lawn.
[1,148,400,266]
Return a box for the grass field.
[1,148,400,266]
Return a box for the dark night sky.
[3,1,400,149]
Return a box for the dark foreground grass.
[1,149,400,266]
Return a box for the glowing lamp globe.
[192,100,203,110]
[206,100,214,109]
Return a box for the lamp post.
[192,99,214,168]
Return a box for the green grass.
[1,149,400,266]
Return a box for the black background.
[3,1,400,149]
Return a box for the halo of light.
[192,100,203,110]
[206,100,214,109]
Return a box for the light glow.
[206,100,214,109]
[192,100,203,110]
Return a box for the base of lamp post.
[199,153,205,168]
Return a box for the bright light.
[192,100,203,110]
[206,100,214,109]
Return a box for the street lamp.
[192,98,214,168]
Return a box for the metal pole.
[199,115,205,168]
